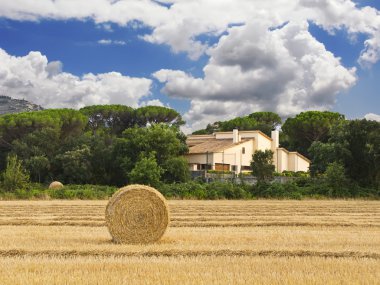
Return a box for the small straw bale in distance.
[48,181,64,189]
[105,184,169,244]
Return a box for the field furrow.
[0,200,379,284]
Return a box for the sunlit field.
[0,200,379,284]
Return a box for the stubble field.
[0,200,379,284]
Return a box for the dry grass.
[1,256,379,285]
[0,200,379,284]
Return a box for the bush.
[129,153,163,188]
[1,155,30,192]
[0,179,378,200]
[251,150,275,182]
[162,157,190,183]
[324,162,351,197]
[45,184,117,200]
[157,181,251,200]
[252,181,304,199]
[159,181,207,199]
[207,170,233,174]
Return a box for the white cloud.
[98,39,127,45]
[154,21,357,130]
[98,39,112,45]
[140,99,165,107]
[97,23,113,32]
[0,48,152,109]
[364,113,380,122]
[1,0,379,130]
[1,1,379,63]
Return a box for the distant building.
[185,129,310,173]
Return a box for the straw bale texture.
[48,181,63,189]
[105,184,169,244]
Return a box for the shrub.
[162,157,190,183]
[129,153,163,188]
[251,150,275,182]
[1,155,30,192]
[324,162,350,197]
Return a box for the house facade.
[185,129,310,173]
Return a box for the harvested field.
[0,200,379,284]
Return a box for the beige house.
[186,129,310,173]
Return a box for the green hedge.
[0,179,378,200]
[0,184,117,200]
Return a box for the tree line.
[0,105,189,188]
[0,106,378,197]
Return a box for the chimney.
[233,129,239,143]
[271,130,279,149]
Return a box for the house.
[185,129,310,173]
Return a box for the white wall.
[275,149,289,173]
[288,153,297,172]
[215,132,233,140]
[256,133,272,151]
[211,140,254,173]
[186,153,213,165]
[295,155,310,172]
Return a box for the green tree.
[1,155,30,192]
[129,153,163,187]
[87,135,114,185]
[12,127,61,160]
[308,119,379,188]
[324,162,350,197]
[192,122,221,134]
[162,156,190,183]
[282,111,345,156]
[135,106,184,128]
[80,105,135,136]
[27,155,50,183]
[111,123,187,185]
[192,112,281,136]
[308,141,350,176]
[0,109,87,171]
[54,145,92,184]
[251,150,275,182]
[219,116,258,132]
[328,119,380,187]
[248,112,282,135]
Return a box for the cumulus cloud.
[364,113,380,122]
[154,21,357,129]
[140,99,165,107]
[1,0,379,130]
[96,23,113,32]
[0,48,152,109]
[1,0,379,64]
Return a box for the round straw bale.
[49,181,64,189]
[105,184,169,244]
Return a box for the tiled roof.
[188,139,251,154]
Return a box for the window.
[200,164,211,170]
[231,165,237,171]
[242,147,245,154]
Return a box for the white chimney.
[271,130,279,149]
[233,129,239,143]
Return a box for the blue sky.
[0,19,197,113]
[309,22,380,119]
[0,0,379,130]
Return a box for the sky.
[0,0,379,132]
